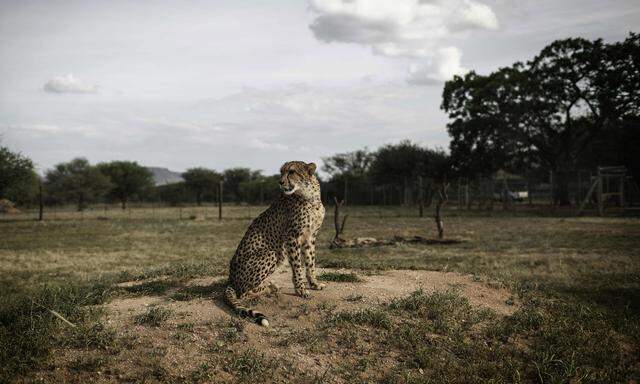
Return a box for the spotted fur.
[224,161,325,326]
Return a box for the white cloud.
[248,138,289,151]
[43,74,99,94]
[2,81,448,173]
[407,47,467,84]
[308,0,498,84]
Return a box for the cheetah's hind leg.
[224,285,269,326]
[243,280,278,300]
[268,281,280,294]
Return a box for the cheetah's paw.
[310,282,326,290]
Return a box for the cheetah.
[224,161,325,326]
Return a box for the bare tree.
[434,183,450,239]
[330,196,348,248]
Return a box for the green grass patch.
[226,348,277,383]
[389,289,495,335]
[123,279,179,296]
[317,272,362,283]
[67,353,109,372]
[0,279,114,382]
[134,306,172,327]
[216,317,246,344]
[329,307,392,329]
[169,280,227,301]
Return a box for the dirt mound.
[30,269,517,383]
[107,269,513,378]
[107,267,515,323]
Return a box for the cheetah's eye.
[288,169,295,175]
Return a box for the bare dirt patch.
[106,266,516,330]
[28,268,517,383]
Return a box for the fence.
[0,203,269,222]
[2,169,638,222]
[320,169,640,215]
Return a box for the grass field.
[1,205,639,383]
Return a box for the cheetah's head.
[279,161,319,199]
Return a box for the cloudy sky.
[1,0,638,174]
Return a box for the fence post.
[369,183,374,205]
[218,180,223,220]
[457,178,461,209]
[527,175,533,206]
[577,171,582,206]
[38,182,44,221]
[620,174,625,208]
[465,180,470,210]
[418,176,424,217]
[597,171,604,216]
[403,177,408,206]
[489,177,495,210]
[502,173,508,211]
[382,185,387,205]
[549,171,555,206]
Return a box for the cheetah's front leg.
[304,238,325,290]
[286,238,309,298]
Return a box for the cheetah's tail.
[224,286,269,326]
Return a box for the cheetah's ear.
[306,162,317,176]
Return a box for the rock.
[0,199,20,214]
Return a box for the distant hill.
[146,167,183,186]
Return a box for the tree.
[0,145,35,201]
[370,141,426,186]
[44,158,112,211]
[321,149,374,204]
[369,141,451,205]
[5,170,40,206]
[182,168,221,206]
[156,182,188,206]
[442,33,640,205]
[322,149,373,179]
[223,168,257,203]
[421,147,452,182]
[239,175,280,205]
[442,66,532,178]
[97,161,154,209]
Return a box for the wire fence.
[320,169,640,213]
[2,169,638,222]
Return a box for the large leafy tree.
[370,141,427,186]
[442,65,532,177]
[0,144,35,201]
[156,182,187,206]
[369,141,451,204]
[45,158,112,211]
[321,149,374,204]
[239,175,280,205]
[442,33,639,205]
[223,168,260,203]
[97,161,154,209]
[421,147,452,183]
[182,168,221,206]
[322,149,373,179]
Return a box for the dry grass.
[1,205,639,382]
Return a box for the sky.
[1,0,638,175]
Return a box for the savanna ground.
[1,205,639,383]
